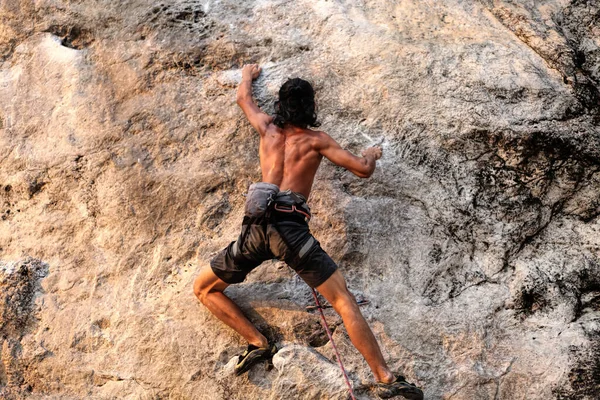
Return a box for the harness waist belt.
[273,203,311,221]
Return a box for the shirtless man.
[193,64,423,399]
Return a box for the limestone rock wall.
[0,0,599,399]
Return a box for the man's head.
[273,78,320,129]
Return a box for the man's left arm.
[236,64,272,136]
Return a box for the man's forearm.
[237,78,254,104]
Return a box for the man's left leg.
[315,270,395,384]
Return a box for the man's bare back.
[237,64,382,199]
[259,124,322,199]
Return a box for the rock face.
[0,0,599,399]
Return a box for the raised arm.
[236,64,273,136]
[316,132,382,178]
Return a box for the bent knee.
[193,268,226,303]
[193,275,213,304]
[193,276,204,299]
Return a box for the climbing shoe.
[375,375,424,399]
[234,343,277,376]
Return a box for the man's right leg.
[193,265,268,348]
[315,270,395,384]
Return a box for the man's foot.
[375,375,424,399]
[234,343,278,376]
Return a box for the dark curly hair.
[273,78,320,129]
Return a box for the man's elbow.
[236,91,250,105]
[354,168,374,179]
[360,162,377,178]
[355,157,377,178]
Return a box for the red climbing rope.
[310,288,356,400]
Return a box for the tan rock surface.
[0,0,599,399]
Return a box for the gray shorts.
[210,184,338,288]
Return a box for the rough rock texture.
[0,0,599,399]
[0,259,49,398]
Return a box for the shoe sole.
[400,388,424,400]
[234,351,265,376]
[378,385,424,400]
[234,346,277,376]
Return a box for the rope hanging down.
[310,288,356,400]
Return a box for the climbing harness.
[311,288,356,400]
[273,203,311,221]
[237,185,311,256]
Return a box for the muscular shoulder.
[310,130,334,151]
[261,117,279,135]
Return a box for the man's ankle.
[249,338,269,348]
[376,370,396,384]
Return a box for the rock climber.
[193,64,424,399]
